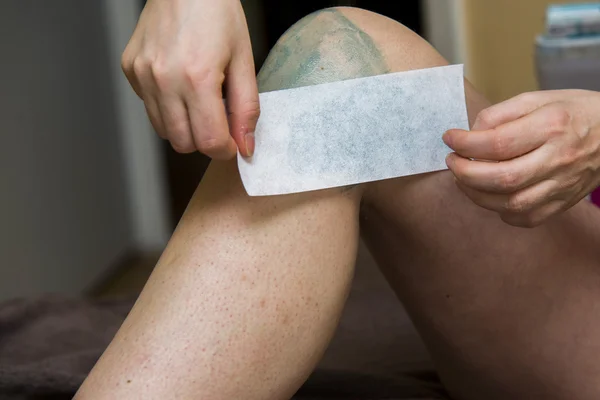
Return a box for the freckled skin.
[76,6,600,400]
[75,10,372,400]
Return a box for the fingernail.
[445,153,454,168]
[244,132,255,157]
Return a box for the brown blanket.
[0,296,131,399]
[0,295,448,400]
[0,248,449,399]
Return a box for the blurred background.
[1,0,598,302]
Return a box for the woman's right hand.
[122,0,260,158]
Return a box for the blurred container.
[546,3,600,37]
[536,35,600,90]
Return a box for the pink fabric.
[593,188,600,208]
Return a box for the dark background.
[262,0,422,49]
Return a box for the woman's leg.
[332,7,600,400]
[75,9,388,399]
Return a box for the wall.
[0,1,136,300]
[103,0,171,251]
[422,0,467,65]
[463,0,582,103]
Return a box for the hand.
[443,90,600,228]
[121,0,259,158]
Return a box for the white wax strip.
[238,64,469,196]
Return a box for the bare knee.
[258,7,448,91]
[255,7,393,197]
[257,7,391,93]
[255,7,450,198]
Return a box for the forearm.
[75,161,361,399]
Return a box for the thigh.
[363,176,600,400]
[76,10,376,398]
[339,8,600,400]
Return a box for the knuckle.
[245,99,261,119]
[496,170,521,192]
[491,130,512,157]
[132,57,150,78]
[168,130,194,153]
[196,136,228,155]
[547,106,571,134]
[183,66,223,89]
[452,163,469,182]
[150,60,173,89]
[558,147,580,168]
[170,138,194,154]
[164,119,189,139]
[505,193,530,214]
[561,174,580,190]
[515,91,537,105]
[121,51,133,73]
[475,109,495,128]
[231,99,261,120]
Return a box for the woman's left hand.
[443,89,600,228]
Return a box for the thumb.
[226,47,260,158]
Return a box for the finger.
[455,178,557,215]
[472,91,567,131]
[121,53,144,99]
[186,71,237,160]
[121,55,150,99]
[157,95,195,153]
[225,48,260,158]
[500,199,567,228]
[446,147,551,194]
[443,105,563,161]
[144,97,167,139]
